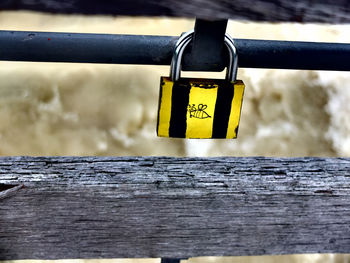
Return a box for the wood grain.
[0,0,349,23]
[0,156,350,260]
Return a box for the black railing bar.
[0,30,349,71]
[161,258,186,263]
[182,18,228,71]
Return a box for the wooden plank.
[0,156,350,260]
[0,0,349,23]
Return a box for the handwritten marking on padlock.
[188,104,211,119]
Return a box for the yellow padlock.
[157,30,245,139]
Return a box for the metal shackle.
[170,30,238,82]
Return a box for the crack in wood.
[0,183,23,200]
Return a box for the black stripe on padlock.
[157,30,245,139]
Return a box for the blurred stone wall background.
[0,11,349,263]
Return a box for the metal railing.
[0,30,349,71]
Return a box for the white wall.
[0,12,349,157]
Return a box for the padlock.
[157,30,245,139]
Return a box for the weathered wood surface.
[0,0,350,23]
[0,156,350,260]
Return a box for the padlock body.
[157,77,244,139]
